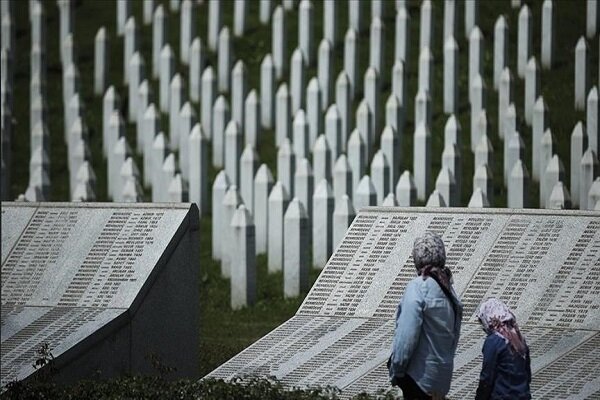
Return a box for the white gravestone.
[294,158,314,223]
[332,194,355,250]
[508,159,530,208]
[313,179,334,268]
[298,0,314,65]
[261,54,275,129]
[414,123,431,202]
[517,5,532,79]
[306,78,322,147]
[444,36,459,115]
[231,204,256,310]
[218,27,232,93]
[570,122,588,208]
[278,138,296,197]
[290,49,305,114]
[541,0,554,69]
[333,154,352,201]
[240,144,258,214]
[494,16,508,91]
[284,199,309,298]
[189,124,208,215]
[212,95,230,169]
[152,5,167,79]
[201,66,216,140]
[159,45,174,113]
[245,90,260,148]
[189,38,205,103]
[180,0,196,65]
[221,185,243,277]
[268,181,290,272]
[208,0,222,52]
[94,27,108,96]
[370,151,390,205]
[225,121,243,187]
[272,6,287,80]
[255,164,275,255]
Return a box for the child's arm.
[475,335,498,400]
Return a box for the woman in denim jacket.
[475,298,531,400]
[389,232,463,400]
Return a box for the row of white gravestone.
[212,167,359,308]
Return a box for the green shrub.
[1,375,397,400]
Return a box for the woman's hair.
[477,298,527,357]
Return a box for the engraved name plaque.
[1,202,199,386]
[207,207,600,399]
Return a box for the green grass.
[5,0,598,382]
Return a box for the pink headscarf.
[477,298,527,357]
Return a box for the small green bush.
[1,375,397,400]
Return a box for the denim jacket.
[389,276,463,396]
[475,333,531,400]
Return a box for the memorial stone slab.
[426,189,446,207]
[123,17,139,85]
[323,1,337,46]
[371,151,390,206]
[443,0,456,42]
[212,95,230,168]
[1,202,199,386]
[332,194,355,251]
[413,123,431,202]
[159,45,175,113]
[468,27,483,104]
[355,175,377,211]
[284,197,309,298]
[276,83,291,147]
[548,181,572,210]
[225,121,243,187]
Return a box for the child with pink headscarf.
[475,298,531,400]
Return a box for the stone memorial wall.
[1,202,200,386]
[207,207,600,399]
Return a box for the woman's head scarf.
[477,298,527,357]
[412,232,452,290]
